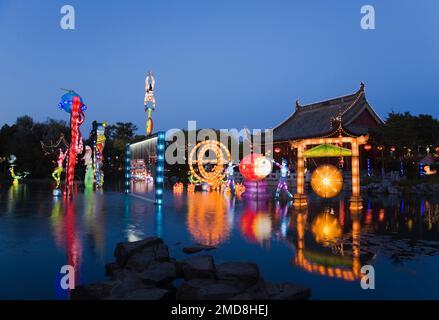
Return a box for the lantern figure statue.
[7,155,29,185]
[310,164,343,199]
[82,145,94,189]
[58,90,86,197]
[93,121,107,188]
[273,158,293,200]
[52,148,68,194]
[144,70,156,136]
[224,161,239,194]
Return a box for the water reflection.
[187,192,231,246]
[240,201,272,247]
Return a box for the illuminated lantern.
[377,146,384,151]
[390,146,396,152]
[364,144,372,151]
[310,164,343,198]
[58,92,87,113]
[239,153,272,182]
[188,140,231,190]
[274,147,281,153]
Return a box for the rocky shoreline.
[72,237,311,300]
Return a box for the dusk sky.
[0,0,438,135]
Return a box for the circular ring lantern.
[239,153,272,181]
[310,164,343,198]
[188,140,231,189]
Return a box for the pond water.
[0,181,438,299]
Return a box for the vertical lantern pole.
[124,143,131,193]
[155,131,165,205]
[349,138,363,211]
[293,142,307,208]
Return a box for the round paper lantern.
[58,92,87,113]
[364,144,372,151]
[239,154,272,181]
[310,164,343,198]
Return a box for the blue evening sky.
[0,0,438,134]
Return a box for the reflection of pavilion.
[293,207,363,281]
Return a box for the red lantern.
[390,147,396,152]
[274,147,281,153]
[239,154,272,181]
[364,144,372,151]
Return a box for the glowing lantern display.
[311,209,342,246]
[274,147,281,153]
[364,144,372,151]
[239,153,272,181]
[173,182,184,193]
[310,164,343,198]
[188,140,231,190]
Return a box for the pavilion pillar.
[294,143,307,208]
[349,138,363,210]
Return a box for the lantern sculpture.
[188,140,231,190]
[82,145,94,189]
[144,70,156,136]
[224,161,239,194]
[7,155,29,185]
[239,153,272,200]
[93,121,107,188]
[272,158,293,200]
[58,90,86,197]
[310,164,343,199]
[52,148,68,195]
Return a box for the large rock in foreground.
[72,237,311,300]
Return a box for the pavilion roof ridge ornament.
[295,99,301,111]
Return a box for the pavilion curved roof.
[272,83,383,142]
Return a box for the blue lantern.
[58,91,87,113]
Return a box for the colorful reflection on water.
[1,182,439,299]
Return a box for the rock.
[110,273,150,298]
[180,255,216,280]
[105,262,121,278]
[155,243,170,262]
[176,279,241,300]
[114,237,163,267]
[125,247,156,272]
[71,282,114,300]
[216,262,260,290]
[264,282,311,300]
[119,288,171,300]
[138,262,176,286]
[182,247,204,254]
[183,245,217,254]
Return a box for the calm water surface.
[0,182,438,299]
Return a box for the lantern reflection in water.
[295,207,362,281]
[311,208,342,246]
[187,192,231,246]
[240,201,272,245]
